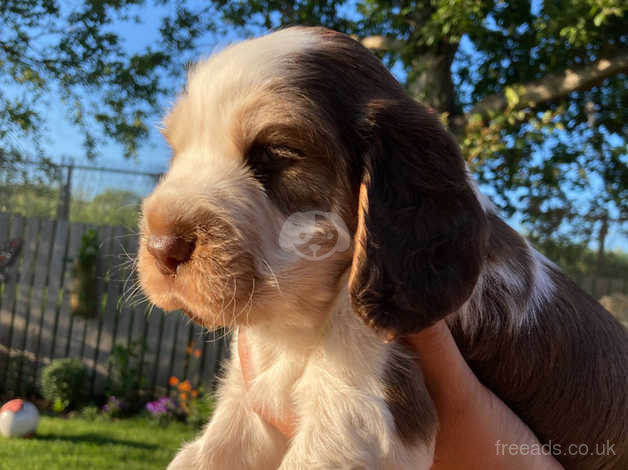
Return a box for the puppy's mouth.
[137,235,259,328]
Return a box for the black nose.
[146,235,194,275]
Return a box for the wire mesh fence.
[0,159,162,228]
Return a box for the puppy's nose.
[146,235,194,275]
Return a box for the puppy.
[138,27,628,470]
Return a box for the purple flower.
[103,395,126,413]
[146,397,176,416]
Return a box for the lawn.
[0,415,198,470]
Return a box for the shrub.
[105,341,148,412]
[40,358,87,412]
[1,352,38,400]
[186,393,215,428]
[79,405,100,421]
[102,396,126,419]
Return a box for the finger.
[405,320,480,409]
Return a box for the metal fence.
[0,159,162,226]
[0,213,228,400]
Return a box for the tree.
[213,0,628,270]
[71,189,142,227]
[0,182,141,227]
[0,0,216,161]
[1,1,627,271]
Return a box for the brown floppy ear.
[349,97,488,337]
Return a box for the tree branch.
[357,38,628,139]
[452,48,628,134]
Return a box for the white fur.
[167,276,434,470]
[527,246,556,313]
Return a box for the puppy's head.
[138,27,488,335]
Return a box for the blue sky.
[7,2,627,251]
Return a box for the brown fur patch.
[384,344,438,446]
[450,218,628,470]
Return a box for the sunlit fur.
[139,28,436,470]
[139,26,628,470]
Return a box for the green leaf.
[505,87,519,109]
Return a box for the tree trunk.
[596,215,609,276]
[407,44,460,121]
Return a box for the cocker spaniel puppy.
[138,27,628,470]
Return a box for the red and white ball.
[0,399,39,438]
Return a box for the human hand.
[406,320,564,470]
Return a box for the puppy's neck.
[242,267,362,361]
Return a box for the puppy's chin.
[139,278,252,330]
[137,245,257,329]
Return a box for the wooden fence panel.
[200,332,229,389]
[53,223,85,359]
[84,225,113,394]
[93,226,127,393]
[577,276,628,298]
[0,214,16,354]
[155,311,178,391]
[187,324,205,388]
[610,278,624,295]
[199,334,217,388]
[128,303,146,376]
[8,217,40,394]
[0,212,9,240]
[66,224,93,361]
[0,216,24,384]
[170,315,192,385]
[578,276,594,296]
[596,278,611,297]
[143,307,163,392]
[112,229,134,353]
[121,236,149,383]
[0,215,229,399]
[22,218,54,388]
[0,212,9,326]
[38,219,69,368]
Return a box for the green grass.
[0,415,198,470]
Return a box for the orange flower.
[180,392,188,401]
[193,349,201,358]
[191,390,198,398]
[169,376,179,386]
[178,380,192,392]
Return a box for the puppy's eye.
[245,144,300,185]
[250,145,300,163]
[256,146,282,165]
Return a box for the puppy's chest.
[241,339,310,414]
[237,321,393,419]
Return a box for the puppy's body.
[453,215,628,470]
[169,281,437,470]
[138,27,628,470]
